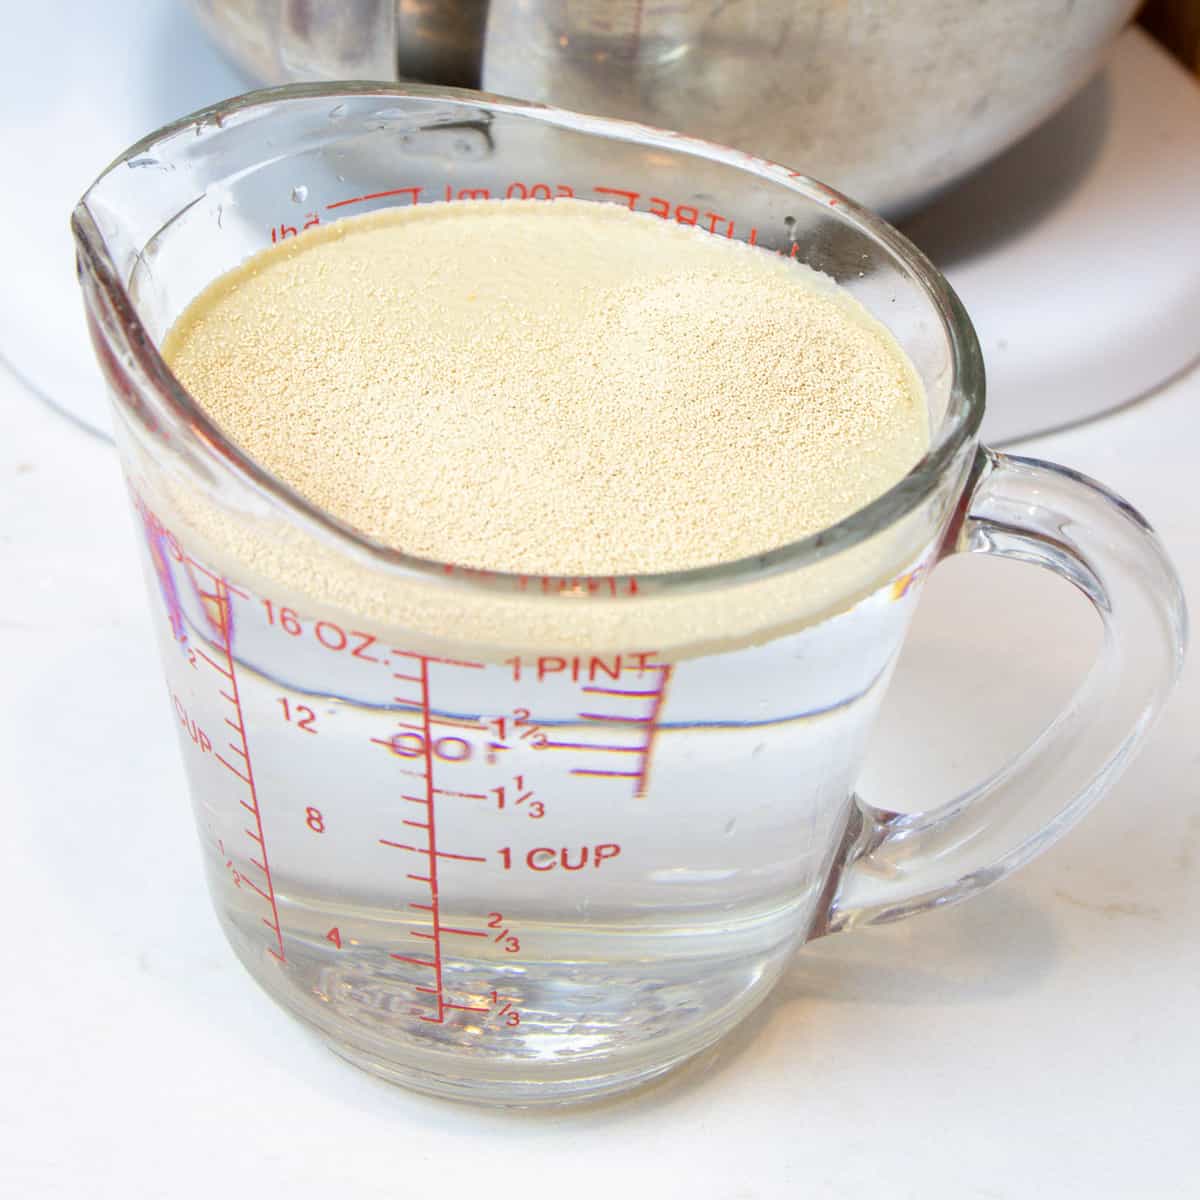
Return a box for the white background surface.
[4,11,1200,1200]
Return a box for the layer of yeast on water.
[162,198,930,580]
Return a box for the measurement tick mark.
[241,877,271,902]
[167,558,285,957]
[391,650,485,670]
[194,648,232,678]
[215,755,251,784]
[428,716,487,731]
[542,741,640,754]
[634,664,673,797]
[580,686,660,697]
[327,185,422,211]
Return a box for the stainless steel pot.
[189,0,1137,214]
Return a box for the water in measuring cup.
[138,494,922,1101]
[142,197,931,1099]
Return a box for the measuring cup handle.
[814,447,1187,936]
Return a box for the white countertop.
[3,335,1199,1199]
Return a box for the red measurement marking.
[416,656,446,1022]
[581,686,660,698]
[181,562,286,963]
[561,664,673,797]
[380,651,504,1022]
[441,184,491,203]
[214,754,250,784]
[594,185,640,209]
[390,954,436,969]
[504,180,574,200]
[240,876,271,902]
[326,185,422,211]
[392,650,485,670]
[183,566,247,601]
[634,665,672,798]
[194,648,232,678]
[507,653,661,683]
[428,716,487,731]
[542,741,641,754]
[444,1003,490,1013]
[578,712,652,724]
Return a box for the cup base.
[218,887,798,1106]
[323,1034,705,1106]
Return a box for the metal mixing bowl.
[189,0,1137,214]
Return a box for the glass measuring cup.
[74,85,1186,1105]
